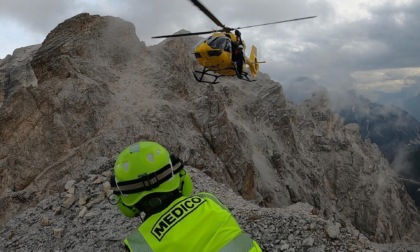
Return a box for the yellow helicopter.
[153,0,316,84]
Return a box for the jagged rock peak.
[0,45,40,107]
[32,13,146,83]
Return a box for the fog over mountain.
[1,13,420,251]
[371,83,420,122]
[285,79,420,209]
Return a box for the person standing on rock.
[110,141,262,252]
[235,45,246,79]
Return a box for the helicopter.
[152,0,316,84]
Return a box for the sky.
[1,0,419,92]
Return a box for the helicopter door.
[224,39,232,53]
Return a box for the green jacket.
[124,192,262,252]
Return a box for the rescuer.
[110,141,262,251]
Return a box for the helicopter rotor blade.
[190,0,226,29]
[152,30,217,39]
[235,16,317,30]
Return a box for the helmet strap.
[136,189,181,219]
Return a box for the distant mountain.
[332,91,420,207]
[284,80,420,181]
[285,77,420,121]
[285,80,420,207]
[283,77,326,104]
[402,177,420,208]
[368,83,420,121]
[403,94,420,121]
[407,148,420,179]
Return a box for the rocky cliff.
[1,13,419,249]
[332,91,420,208]
[334,91,420,166]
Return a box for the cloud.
[0,0,76,34]
[365,2,420,69]
[352,68,420,92]
[272,0,420,89]
[0,0,419,93]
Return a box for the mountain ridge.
[285,79,420,206]
[1,13,419,249]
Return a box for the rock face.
[0,44,40,107]
[0,12,419,247]
[334,90,420,168]
[286,82,420,208]
[3,166,419,252]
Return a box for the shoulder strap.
[219,233,255,252]
[195,193,259,251]
[195,192,229,211]
[124,230,153,252]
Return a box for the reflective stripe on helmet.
[219,233,255,252]
[124,230,153,252]
[111,160,184,195]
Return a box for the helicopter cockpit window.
[207,37,231,52]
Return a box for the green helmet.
[112,141,193,210]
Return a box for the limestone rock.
[53,206,62,216]
[78,207,88,218]
[0,45,40,107]
[92,177,103,184]
[302,237,315,247]
[63,195,75,209]
[64,180,76,190]
[78,194,89,206]
[53,228,64,239]
[0,12,419,249]
[0,167,418,251]
[40,217,49,227]
[102,170,113,178]
[325,222,341,239]
[67,187,75,195]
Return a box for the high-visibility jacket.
[124,192,262,252]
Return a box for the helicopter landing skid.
[193,68,256,84]
[193,68,221,84]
